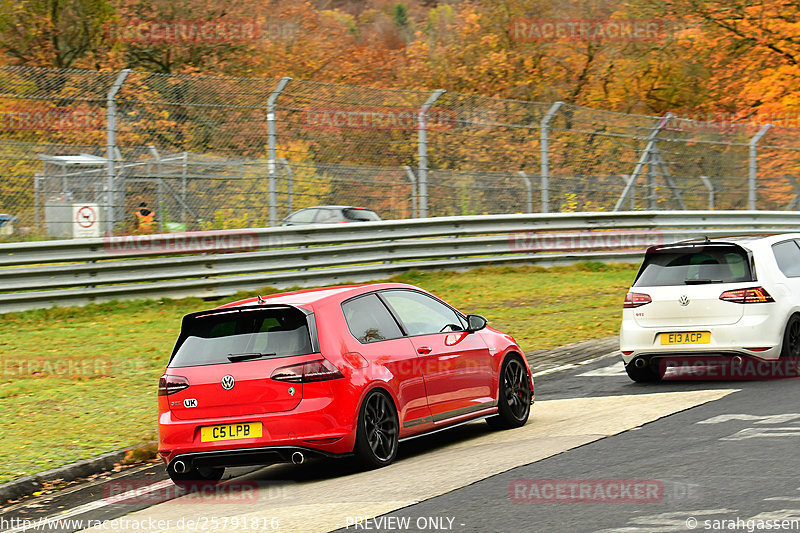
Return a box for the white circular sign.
[75,206,97,228]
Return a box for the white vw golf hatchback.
[620,235,800,382]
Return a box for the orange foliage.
[2,0,798,123]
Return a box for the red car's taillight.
[623,292,652,308]
[719,287,775,304]
[270,359,344,383]
[158,375,189,396]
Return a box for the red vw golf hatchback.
[158,283,533,484]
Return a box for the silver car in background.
[281,205,381,226]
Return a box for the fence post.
[181,152,188,226]
[148,146,164,232]
[34,173,41,231]
[518,171,533,213]
[614,113,673,211]
[267,77,292,226]
[418,89,446,218]
[748,124,772,210]
[106,68,130,234]
[279,158,293,214]
[651,147,686,210]
[647,153,658,210]
[619,175,634,210]
[540,101,563,213]
[784,175,800,210]
[403,165,418,218]
[700,176,715,210]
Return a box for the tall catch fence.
[1,65,799,239]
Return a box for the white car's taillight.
[719,287,775,304]
[623,292,652,308]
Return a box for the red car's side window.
[341,293,403,343]
[380,290,465,336]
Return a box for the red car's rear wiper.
[226,352,277,362]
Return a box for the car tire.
[625,359,662,383]
[780,314,800,359]
[487,355,532,430]
[353,389,399,469]
[167,464,224,486]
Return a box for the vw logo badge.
[221,374,235,390]
[679,295,690,307]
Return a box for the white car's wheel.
[780,314,800,359]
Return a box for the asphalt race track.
[3,351,800,533]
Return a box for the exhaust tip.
[634,358,647,369]
[173,460,187,474]
[291,452,305,465]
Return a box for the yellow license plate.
[200,422,262,443]
[660,332,711,345]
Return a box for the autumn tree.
[0,0,116,68]
[646,0,800,120]
[110,0,269,75]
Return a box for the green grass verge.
[0,262,637,484]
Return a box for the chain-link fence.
[1,65,799,239]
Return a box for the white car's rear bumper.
[620,310,784,365]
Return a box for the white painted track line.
[533,350,620,377]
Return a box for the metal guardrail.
[2,211,800,314]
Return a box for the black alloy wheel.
[487,355,532,429]
[354,389,399,468]
[781,314,800,359]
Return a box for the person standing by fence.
[134,202,155,233]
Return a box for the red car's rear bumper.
[158,386,360,466]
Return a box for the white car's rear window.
[633,244,753,287]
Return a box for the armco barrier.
[1,211,799,313]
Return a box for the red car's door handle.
[417,346,432,355]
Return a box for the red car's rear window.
[169,307,314,367]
